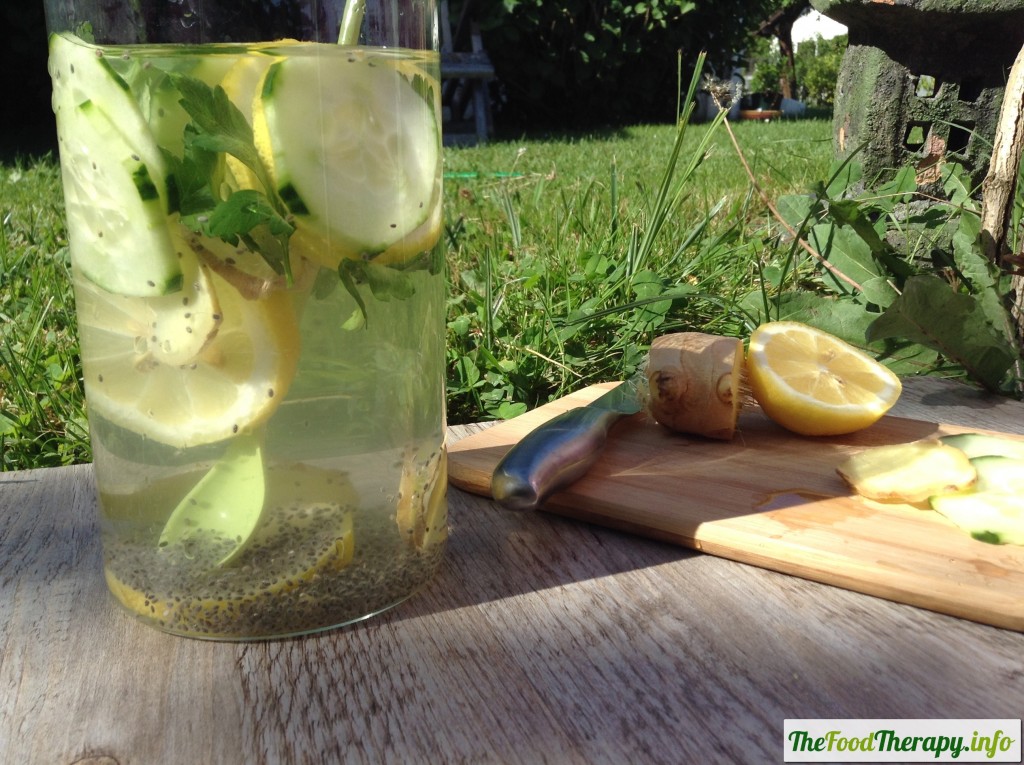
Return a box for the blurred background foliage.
[451,0,814,129]
[746,32,847,108]
[7,1,831,156]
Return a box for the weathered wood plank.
[0,376,1021,764]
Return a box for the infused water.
[50,34,447,638]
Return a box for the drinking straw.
[444,172,524,179]
[338,0,366,45]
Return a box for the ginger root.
[645,332,745,440]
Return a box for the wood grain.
[448,379,1024,631]
[0,377,1022,764]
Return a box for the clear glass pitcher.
[43,0,447,639]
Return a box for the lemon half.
[747,321,902,436]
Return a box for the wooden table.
[2,376,1022,764]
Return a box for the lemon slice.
[77,228,300,448]
[75,229,223,368]
[220,51,283,193]
[747,321,902,436]
[395,443,448,550]
[104,463,357,638]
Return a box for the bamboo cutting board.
[447,383,1024,632]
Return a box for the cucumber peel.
[929,456,1024,545]
[939,432,1024,460]
[49,33,181,296]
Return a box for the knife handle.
[490,406,626,512]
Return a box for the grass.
[0,116,835,471]
[0,158,90,469]
[442,118,835,421]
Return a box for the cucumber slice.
[930,456,1024,545]
[49,33,181,296]
[939,432,1024,460]
[50,33,167,176]
[930,494,1024,545]
[253,50,440,264]
[968,455,1024,493]
[114,54,239,158]
[61,100,183,296]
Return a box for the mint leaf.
[163,143,217,217]
[161,74,294,282]
[170,75,270,189]
[337,262,370,324]
[311,266,340,300]
[344,260,415,303]
[199,190,293,242]
[337,260,417,326]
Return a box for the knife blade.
[490,373,646,511]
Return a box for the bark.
[980,41,1024,373]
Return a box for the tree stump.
[812,0,1024,192]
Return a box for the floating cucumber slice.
[49,33,167,177]
[254,50,440,264]
[49,33,181,296]
[61,101,182,295]
[939,432,1024,460]
[930,456,1024,545]
[118,55,238,158]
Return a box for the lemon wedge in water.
[76,225,300,448]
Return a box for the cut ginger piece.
[836,441,976,503]
[645,332,746,440]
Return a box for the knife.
[490,373,646,511]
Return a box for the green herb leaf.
[169,74,272,192]
[203,190,293,240]
[163,143,218,217]
[337,261,370,324]
[340,260,416,302]
[162,74,294,282]
[867,275,1016,392]
[336,259,417,326]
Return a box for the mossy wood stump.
[812,0,1024,193]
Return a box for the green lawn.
[441,118,837,423]
[0,116,839,470]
